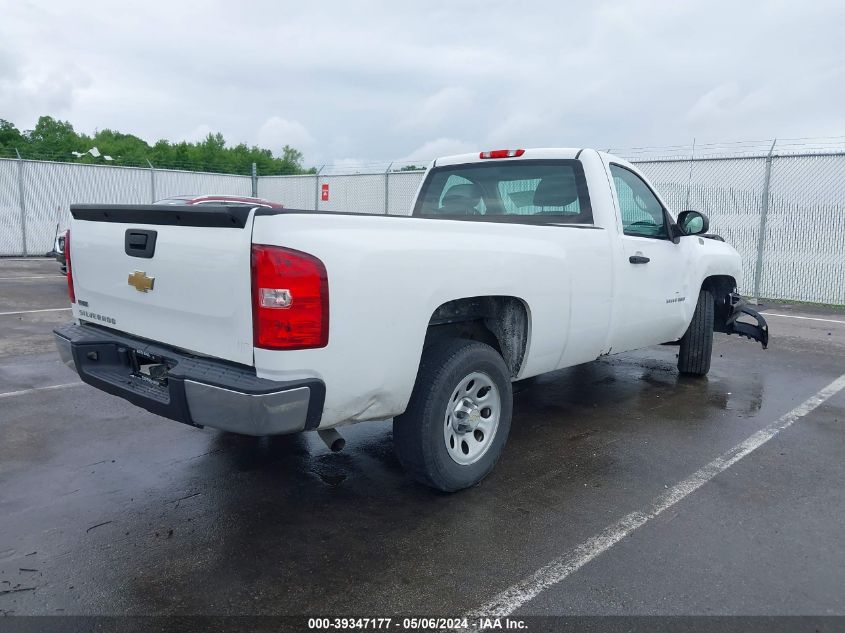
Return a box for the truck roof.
[432,147,638,172]
[434,147,585,167]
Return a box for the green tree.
[26,116,82,159]
[3,114,311,175]
[0,119,24,151]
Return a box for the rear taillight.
[251,244,329,350]
[480,149,525,159]
[65,229,76,303]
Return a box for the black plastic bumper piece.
[719,293,769,349]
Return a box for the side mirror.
[677,210,709,236]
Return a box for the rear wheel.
[678,289,714,376]
[393,339,512,492]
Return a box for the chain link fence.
[763,154,845,304]
[1,149,843,305]
[0,159,252,257]
[258,170,424,215]
[632,152,845,304]
[634,157,768,300]
[258,174,317,210]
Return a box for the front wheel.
[678,289,714,376]
[393,339,513,492]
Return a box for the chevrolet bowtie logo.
[128,270,155,293]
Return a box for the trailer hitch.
[718,292,769,349]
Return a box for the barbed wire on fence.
[6,135,845,175]
[0,146,318,177]
[608,136,845,161]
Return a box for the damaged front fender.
[716,292,769,349]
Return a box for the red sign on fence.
[321,183,329,202]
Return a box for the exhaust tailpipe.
[318,428,345,452]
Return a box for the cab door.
[607,163,690,353]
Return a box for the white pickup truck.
[54,148,768,491]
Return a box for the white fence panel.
[153,169,251,201]
[387,171,425,215]
[258,175,316,209]
[317,174,385,214]
[1,154,843,305]
[0,159,23,255]
[20,160,151,255]
[637,158,767,294]
[761,154,845,304]
[0,160,253,256]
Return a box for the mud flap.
[720,292,769,349]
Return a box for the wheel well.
[425,296,529,377]
[701,275,737,329]
[701,275,736,298]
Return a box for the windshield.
[413,159,592,223]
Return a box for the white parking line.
[762,312,845,325]
[468,373,845,619]
[0,307,72,316]
[0,276,63,280]
[0,382,82,399]
[0,258,54,262]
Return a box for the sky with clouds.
[1,0,844,167]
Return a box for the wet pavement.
[0,258,844,618]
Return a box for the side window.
[610,165,668,238]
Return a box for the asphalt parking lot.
[1,257,844,622]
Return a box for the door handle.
[629,255,650,264]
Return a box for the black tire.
[678,289,714,376]
[393,339,513,492]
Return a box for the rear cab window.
[413,160,592,224]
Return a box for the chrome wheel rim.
[443,371,501,466]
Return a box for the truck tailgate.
[68,205,255,366]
